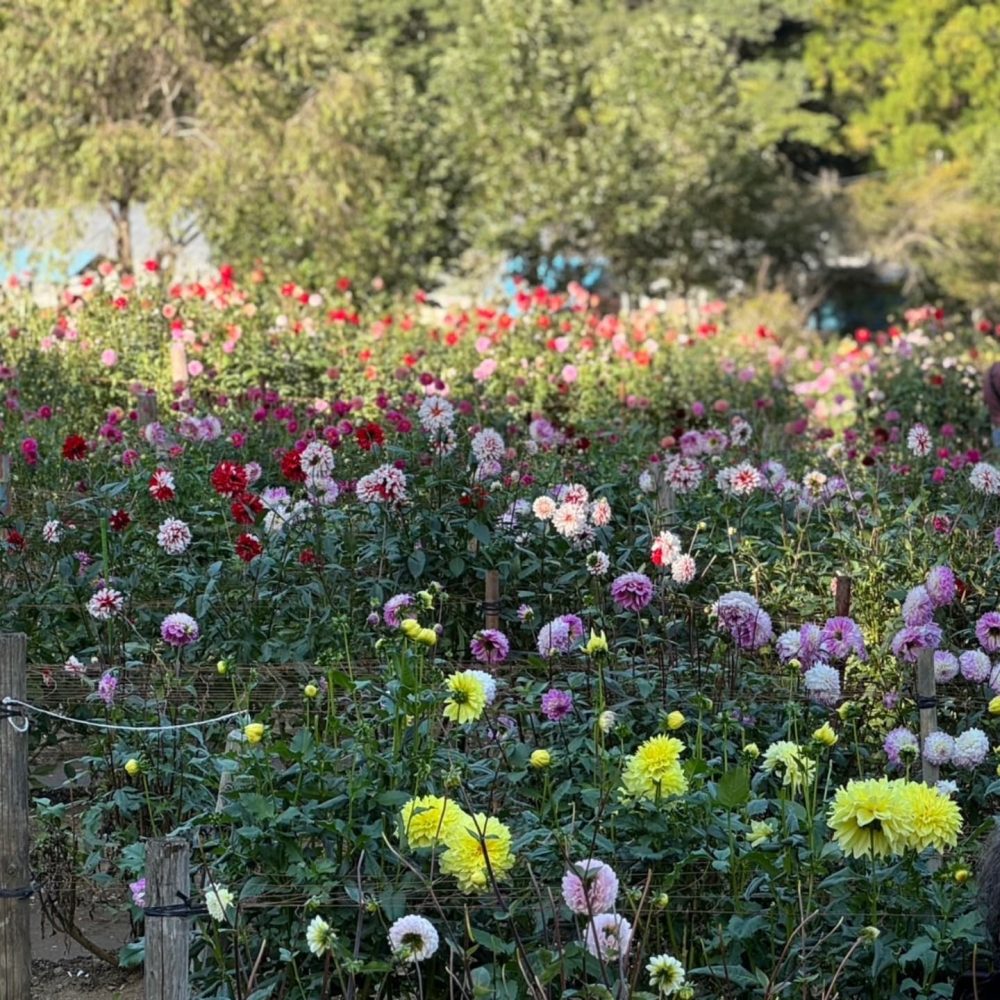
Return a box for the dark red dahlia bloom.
[109,509,132,532]
[62,435,88,461]
[280,449,306,483]
[355,423,385,451]
[230,491,263,525]
[210,460,248,497]
[235,533,263,562]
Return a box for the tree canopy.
[0,0,997,305]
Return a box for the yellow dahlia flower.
[399,795,470,849]
[621,735,688,802]
[440,813,515,892]
[900,781,962,852]
[442,670,487,724]
[760,740,815,793]
[828,777,912,859]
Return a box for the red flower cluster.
[210,460,248,497]
[62,434,88,461]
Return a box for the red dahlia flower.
[62,435,88,461]
[210,460,248,497]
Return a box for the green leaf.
[715,767,750,809]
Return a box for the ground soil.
[30,899,142,999]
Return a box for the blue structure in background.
[0,246,99,284]
[499,253,608,313]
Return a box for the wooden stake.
[145,838,191,1000]
[484,570,500,630]
[169,342,189,391]
[0,633,30,1000]
[916,647,942,871]
[0,454,11,518]
[137,390,159,425]
[655,466,676,515]
[834,576,852,618]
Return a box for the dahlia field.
[5,265,1000,998]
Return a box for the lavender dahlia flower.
[960,649,991,684]
[976,612,1000,654]
[883,727,919,767]
[934,651,960,683]
[470,629,510,665]
[610,571,654,612]
[891,622,942,663]
[953,728,989,769]
[820,616,867,662]
[925,565,957,608]
[537,619,571,657]
[541,688,574,722]
[802,663,841,707]
[923,731,955,766]
[901,586,935,627]
[160,612,200,647]
[383,593,415,628]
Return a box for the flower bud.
[598,709,617,734]
[244,722,265,745]
[530,749,551,769]
[124,758,140,777]
[666,711,685,731]
[304,683,319,699]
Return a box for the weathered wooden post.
[169,342,189,392]
[834,576,852,618]
[484,570,501,631]
[137,390,159,426]
[916,647,942,871]
[0,454,12,518]
[0,633,31,1000]
[145,838,191,1000]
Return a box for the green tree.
[806,0,1000,304]
[0,0,201,270]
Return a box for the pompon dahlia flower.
[620,735,688,801]
[650,531,682,567]
[959,650,991,683]
[388,914,439,963]
[541,688,573,722]
[156,517,192,555]
[382,593,415,628]
[399,795,469,849]
[160,612,200,647]
[901,586,934,627]
[925,565,956,608]
[883,726,919,767]
[561,859,619,915]
[610,571,654,612]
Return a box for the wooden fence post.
[484,570,500,631]
[0,454,12,518]
[169,342,189,393]
[916,647,942,871]
[137,390,159,426]
[0,633,30,1000]
[834,576,852,618]
[145,838,191,1000]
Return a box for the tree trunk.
[111,201,133,273]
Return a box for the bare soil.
[30,899,142,999]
